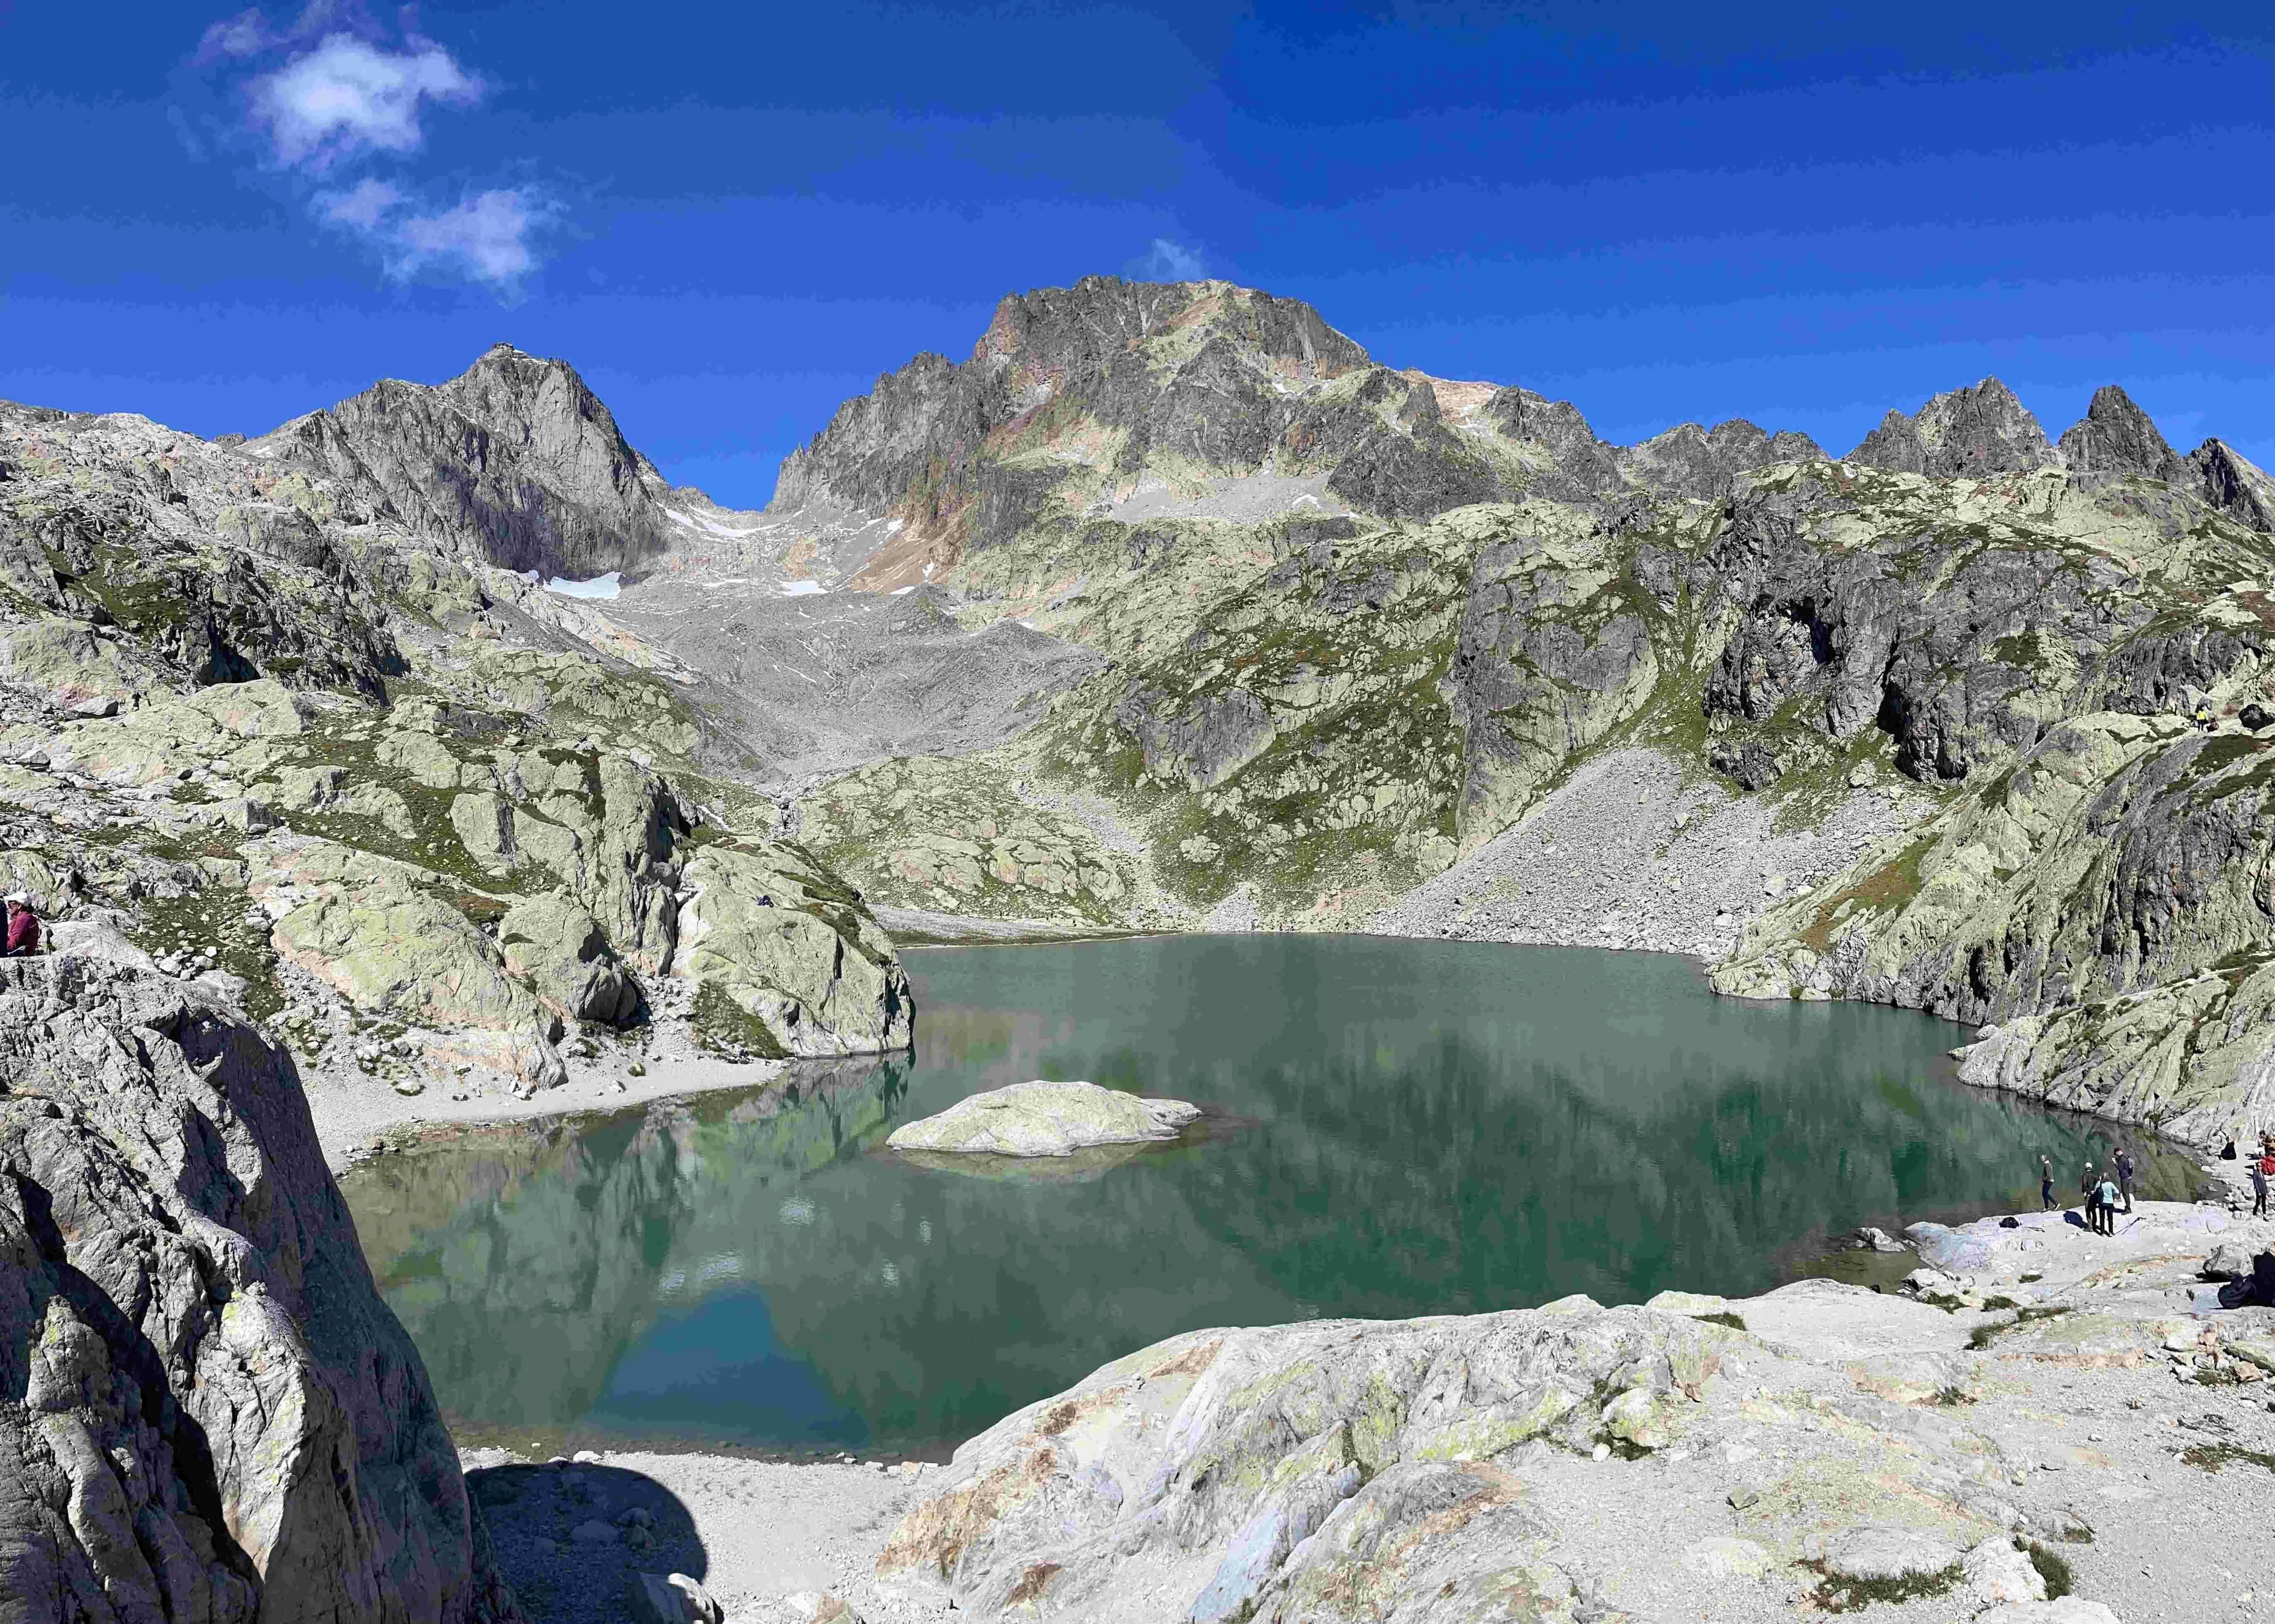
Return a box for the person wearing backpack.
[2095,1173,2121,1234]
[2254,1139,2273,1219]
[2114,1146,2136,1214]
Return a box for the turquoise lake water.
[341,936,2192,1456]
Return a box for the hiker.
[2096,1172,2122,1234]
[2114,1146,2136,1214]
[2039,1153,2056,1211]
[2,892,38,957]
[2224,1137,2240,1161]
[2255,1140,2273,1220]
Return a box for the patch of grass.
[2019,1272,2043,1283]
[2024,1541,2074,1599]
[1795,832,1937,954]
[2178,1441,2275,1475]
[1967,1305,2072,1351]
[132,885,285,1023]
[1924,1386,1975,1407]
[1801,1559,1965,1613]
[1692,1311,1748,1331]
[1981,1295,2021,1311]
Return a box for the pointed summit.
[2057,385,2184,482]
[2190,438,2275,532]
[251,347,671,578]
[1849,378,2058,480]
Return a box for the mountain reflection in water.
[342,937,2193,1454]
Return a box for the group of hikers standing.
[2038,1148,2135,1234]
[2224,1132,2275,1218]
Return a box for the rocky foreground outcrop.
[0,955,519,1623]
[873,1198,2262,1623]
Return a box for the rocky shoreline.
[453,1189,2271,1624]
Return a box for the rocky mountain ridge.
[9,275,2275,1156]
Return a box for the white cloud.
[250,31,479,169]
[318,180,544,285]
[197,7,552,288]
[1136,238,1208,281]
[390,189,543,282]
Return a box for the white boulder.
[887,1080,1201,1158]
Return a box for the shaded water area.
[342,936,2199,1457]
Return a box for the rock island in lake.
[887,1079,1201,1158]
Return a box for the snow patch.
[779,580,826,597]
[544,571,621,600]
[664,506,762,539]
[889,585,916,596]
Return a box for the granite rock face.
[1850,378,2061,479]
[250,344,678,580]
[0,956,520,1623]
[1615,419,1826,498]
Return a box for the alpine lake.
[339,936,2203,1459]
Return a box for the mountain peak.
[2056,385,2183,482]
[251,344,671,577]
[1849,377,2058,479]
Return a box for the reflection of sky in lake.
[593,1292,864,1445]
[344,938,2198,1453]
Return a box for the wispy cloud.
[1134,238,1208,281]
[322,182,547,282]
[194,5,550,289]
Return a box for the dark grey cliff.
[2191,439,2275,533]
[2056,384,2186,483]
[1849,378,2062,479]
[251,344,672,580]
[0,954,521,1624]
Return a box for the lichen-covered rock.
[499,893,640,1027]
[0,956,520,1623]
[676,841,913,1058]
[874,1301,1735,1621]
[886,1080,1199,1158]
[253,835,566,1085]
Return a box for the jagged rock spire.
[2057,385,2185,481]
[1849,378,2060,479]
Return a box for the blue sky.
[4,1,2270,506]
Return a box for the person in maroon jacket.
[3,892,40,956]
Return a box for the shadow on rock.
[469,1463,708,1624]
